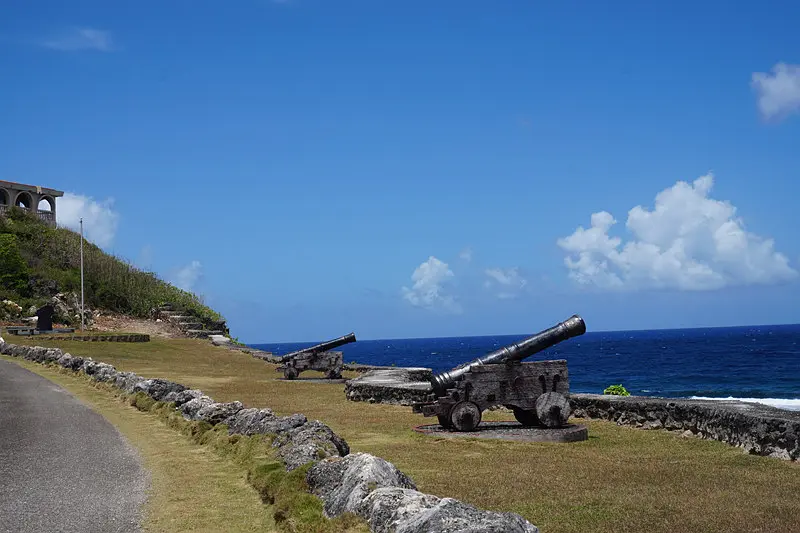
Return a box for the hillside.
[0,206,227,334]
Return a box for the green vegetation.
[603,384,631,396]
[0,233,30,293]
[18,336,800,533]
[0,207,223,325]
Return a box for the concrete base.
[413,422,589,443]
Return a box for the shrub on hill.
[0,207,223,326]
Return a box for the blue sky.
[2,0,799,342]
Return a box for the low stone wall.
[38,333,150,343]
[345,368,434,406]
[0,338,539,533]
[570,393,800,461]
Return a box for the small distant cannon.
[277,332,356,380]
[413,315,586,432]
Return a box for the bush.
[0,234,30,294]
[0,209,225,328]
[603,384,631,396]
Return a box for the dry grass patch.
[18,337,800,533]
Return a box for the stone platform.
[414,422,589,443]
[275,377,348,384]
[344,367,433,405]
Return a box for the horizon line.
[244,320,800,346]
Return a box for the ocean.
[251,323,800,411]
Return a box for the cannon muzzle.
[430,315,585,394]
[280,332,357,362]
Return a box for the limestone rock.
[91,363,119,382]
[114,372,145,393]
[0,299,23,320]
[209,334,231,346]
[195,401,244,425]
[58,353,85,371]
[357,487,539,533]
[260,413,308,435]
[224,408,276,435]
[163,389,205,407]
[180,396,217,420]
[133,378,187,401]
[307,452,417,518]
[272,420,349,471]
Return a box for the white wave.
[690,396,800,411]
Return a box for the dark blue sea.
[251,323,800,410]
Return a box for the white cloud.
[173,260,203,292]
[484,267,528,299]
[459,247,473,262]
[57,192,120,248]
[751,63,800,121]
[557,174,797,291]
[402,256,461,313]
[41,27,114,52]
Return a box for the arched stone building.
[0,180,64,226]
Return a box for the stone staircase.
[156,303,228,339]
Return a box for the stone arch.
[0,188,8,206]
[38,196,55,212]
[14,191,33,209]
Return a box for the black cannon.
[277,332,356,380]
[413,315,586,431]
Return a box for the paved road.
[0,359,147,533]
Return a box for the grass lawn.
[17,336,800,533]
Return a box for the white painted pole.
[80,217,85,332]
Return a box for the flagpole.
[80,217,85,332]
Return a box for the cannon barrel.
[280,332,357,362]
[430,315,586,394]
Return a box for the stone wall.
[570,393,800,461]
[344,368,434,406]
[0,337,539,533]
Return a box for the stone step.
[167,315,195,322]
[177,322,203,330]
[185,329,225,338]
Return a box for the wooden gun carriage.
[277,332,356,380]
[413,315,585,432]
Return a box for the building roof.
[0,180,64,197]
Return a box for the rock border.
[570,393,800,461]
[0,337,540,533]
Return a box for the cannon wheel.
[512,407,539,427]
[326,370,342,379]
[283,367,299,380]
[449,401,482,432]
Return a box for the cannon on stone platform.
[412,315,586,431]
[277,332,356,380]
